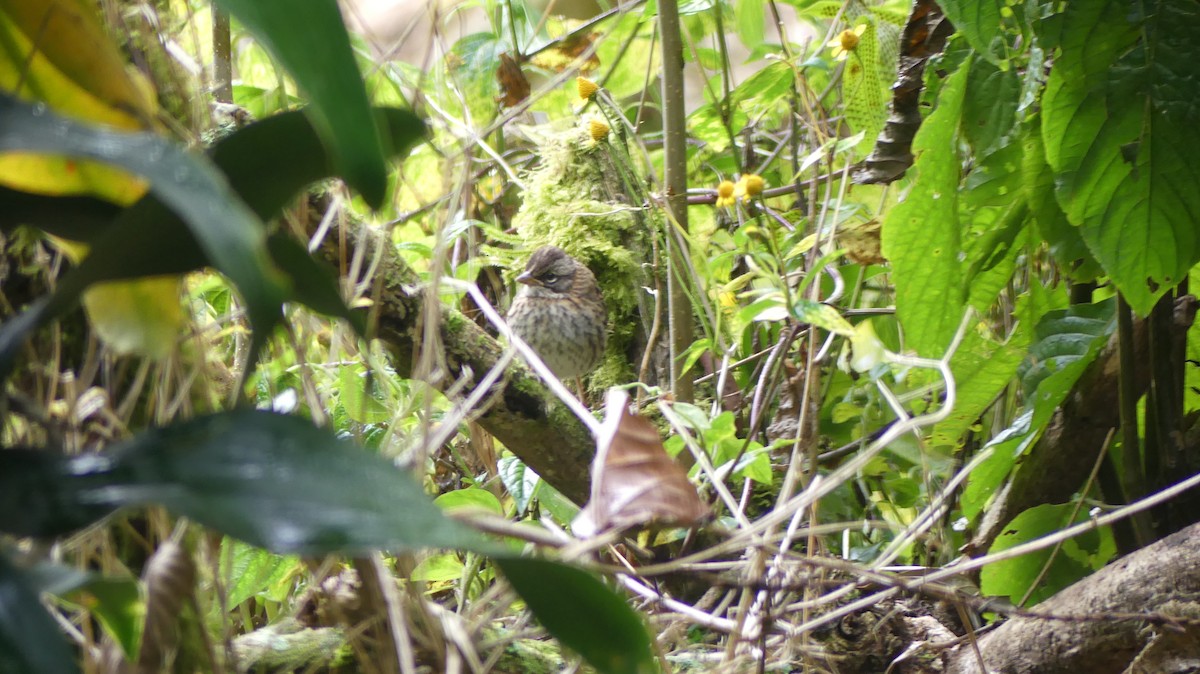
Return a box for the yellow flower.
[734,174,765,202]
[587,118,610,142]
[828,24,867,61]
[577,76,599,100]
[715,180,736,207]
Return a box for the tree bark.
[947,521,1200,674]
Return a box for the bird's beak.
[516,271,538,286]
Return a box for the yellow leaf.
[82,277,184,359]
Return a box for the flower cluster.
[714,174,766,208]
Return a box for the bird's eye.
[541,274,558,283]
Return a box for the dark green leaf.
[495,557,656,674]
[0,554,79,674]
[1020,117,1100,281]
[0,93,285,380]
[961,58,1019,156]
[0,187,119,241]
[1041,1,1200,314]
[1018,299,1115,400]
[0,411,490,556]
[0,447,119,537]
[962,300,1115,521]
[0,108,423,379]
[214,0,389,208]
[267,234,367,335]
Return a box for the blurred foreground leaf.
[0,410,489,556]
[214,0,388,207]
[496,557,656,674]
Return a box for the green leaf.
[962,300,1115,521]
[495,557,656,674]
[266,234,367,336]
[0,107,423,379]
[435,488,505,516]
[961,202,1028,312]
[0,186,119,240]
[1018,299,1115,400]
[938,0,1005,64]
[214,0,389,208]
[932,326,1026,448]
[412,553,465,584]
[881,53,972,357]
[0,411,490,556]
[735,0,765,48]
[0,554,79,674]
[980,503,1116,606]
[1020,117,1100,281]
[25,562,142,658]
[0,90,285,341]
[1041,1,1200,314]
[498,456,541,515]
[338,366,391,425]
[62,576,142,659]
[219,538,300,608]
[792,299,853,335]
[962,410,1032,521]
[961,58,1020,157]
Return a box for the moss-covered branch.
[308,215,594,504]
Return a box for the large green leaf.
[881,52,972,357]
[980,503,1115,606]
[961,57,1019,157]
[495,557,656,674]
[1041,1,1200,314]
[0,411,489,556]
[938,0,1004,64]
[0,554,79,674]
[1017,299,1116,401]
[0,186,119,239]
[214,0,388,208]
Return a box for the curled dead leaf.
[496,52,531,108]
[573,389,710,537]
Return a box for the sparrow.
[506,246,607,380]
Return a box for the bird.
[506,246,607,384]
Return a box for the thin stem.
[657,0,694,402]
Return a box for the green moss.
[511,125,660,389]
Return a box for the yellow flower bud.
[715,180,736,207]
[577,76,599,100]
[588,119,610,142]
[741,174,765,197]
